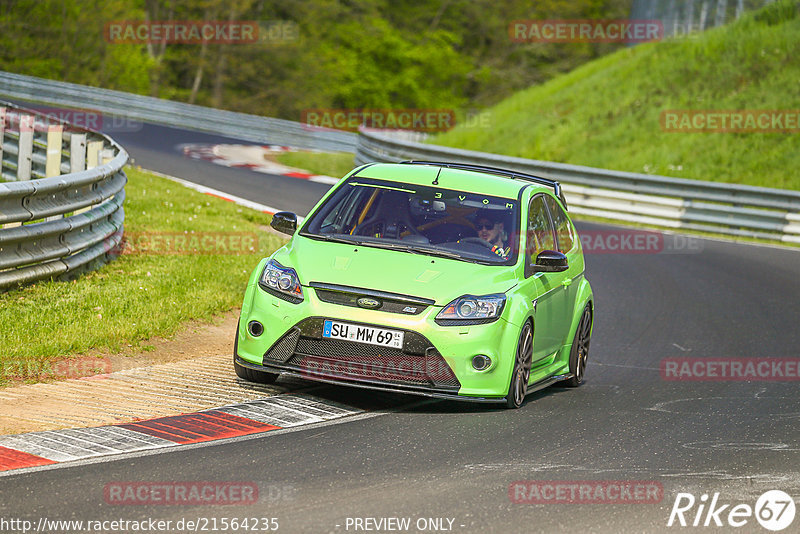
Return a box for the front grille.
[296,337,407,360]
[311,282,433,315]
[263,317,460,389]
[291,355,429,385]
[263,328,300,362]
[288,350,458,387]
[291,337,459,387]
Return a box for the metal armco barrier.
[3,71,797,244]
[0,71,356,153]
[0,101,127,290]
[355,128,800,244]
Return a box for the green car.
[235,161,593,408]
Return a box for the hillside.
[432,1,800,190]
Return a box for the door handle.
[562,278,573,288]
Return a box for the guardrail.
[0,101,127,290]
[0,71,356,153]
[3,71,797,244]
[356,128,800,244]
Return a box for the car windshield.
[300,178,520,265]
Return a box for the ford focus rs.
[234,161,593,408]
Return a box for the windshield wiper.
[353,240,409,252]
[307,235,484,264]
[360,241,479,263]
[300,232,362,245]
[402,246,467,261]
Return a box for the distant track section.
[0,71,356,152]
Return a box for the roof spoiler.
[399,160,568,210]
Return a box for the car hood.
[275,236,518,306]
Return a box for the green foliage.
[433,1,800,190]
[0,0,151,91]
[0,0,631,119]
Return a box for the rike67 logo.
[668,490,796,531]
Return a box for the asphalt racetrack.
[2,121,799,533]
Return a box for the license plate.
[323,320,404,349]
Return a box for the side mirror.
[270,211,297,236]
[533,250,568,272]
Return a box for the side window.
[319,186,370,234]
[315,185,359,233]
[544,195,575,253]
[526,195,556,266]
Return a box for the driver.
[474,211,508,258]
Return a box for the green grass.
[432,1,800,190]
[0,167,286,385]
[275,151,355,178]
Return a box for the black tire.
[505,321,533,409]
[233,321,279,384]
[563,304,592,387]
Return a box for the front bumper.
[234,356,504,403]
[237,273,522,400]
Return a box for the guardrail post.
[44,124,64,221]
[0,107,5,177]
[3,113,33,228]
[17,114,33,181]
[86,140,104,169]
[70,133,86,172]
[45,124,63,177]
[71,133,91,215]
[101,147,115,165]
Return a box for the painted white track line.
[0,394,361,474]
[143,169,305,222]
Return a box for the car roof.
[350,162,552,199]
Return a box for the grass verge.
[0,166,286,386]
[275,151,355,178]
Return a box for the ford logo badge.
[357,297,382,309]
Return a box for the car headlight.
[436,294,506,324]
[259,259,303,302]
